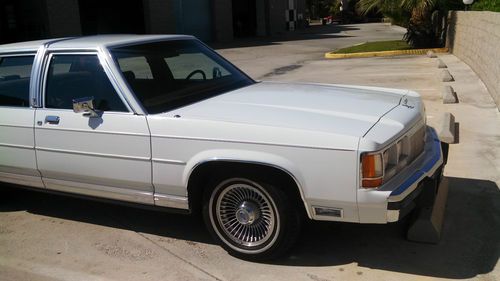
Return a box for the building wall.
[0,0,48,44]
[143,0,176,34]
[213,0,234,42]
[255,0,266,36]
[268,0,288,35]
[447,11,500,110]
[172,0,212,41]
[45,0,82,37]
[0,0,306,44]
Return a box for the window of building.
[0,55,35,107]
[45,54,127,112]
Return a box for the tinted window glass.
[45,55,127,112]
[164,53,230,80]
[112,40,253,114]
[0,56,34,107]
[117,56,153,79]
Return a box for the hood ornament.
[401,98,415,109]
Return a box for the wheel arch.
[184,152,311,219]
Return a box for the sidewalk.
[215,23,406,78]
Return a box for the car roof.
[0,39,59,53]
[0,34,195,54]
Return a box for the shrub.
[472,0,500,12]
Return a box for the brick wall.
[447,11,500,110]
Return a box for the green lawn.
[334,40,412,54]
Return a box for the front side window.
[45,54,127,112]
[0,56,35,107]
[111,39,253,114]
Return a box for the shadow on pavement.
[0,176,498,279]
[279,176,500,279]
[0,184,214,244]
[209,24,359,50]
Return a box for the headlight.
[360,137,410,189]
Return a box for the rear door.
[0,54,43,188]
[34,52,153,204]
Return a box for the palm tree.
[356,0,463,47]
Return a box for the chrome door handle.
[45,115,60,125]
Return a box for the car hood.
[166,82,407,138]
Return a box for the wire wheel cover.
[216,182,276,247]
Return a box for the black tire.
[202,176,302,261]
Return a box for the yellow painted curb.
[324,48,449,59]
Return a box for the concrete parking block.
[438,112,456,143]
[442,86,458,104]
[437,59,447,68]
[407,177,449,244]
[442,70,454,82]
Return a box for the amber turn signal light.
[361,153,383,188]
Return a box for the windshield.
[111,39,254,114]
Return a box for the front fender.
[183,149,305,188]
[183,149,311,217]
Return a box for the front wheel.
[203,177,302,261]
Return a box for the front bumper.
[386,127,447,222]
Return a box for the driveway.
[214,22,406,79]
[1,23,499,281]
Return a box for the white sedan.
[0,35,445,260]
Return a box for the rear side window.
[45,54,128,112]
[0,56,35,107]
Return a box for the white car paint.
[0,107,43,188]
[34,109,153,204]
[0,35,443,224]
[168,81,405,138]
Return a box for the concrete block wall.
[447,11,500,110]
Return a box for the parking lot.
[1,23,499,281]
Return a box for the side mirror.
[73,97,99,118]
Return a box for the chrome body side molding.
[0,172,44,188]
[154,193,189,210]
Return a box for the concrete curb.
[324,48,449,59]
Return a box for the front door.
[34,53,153,204]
